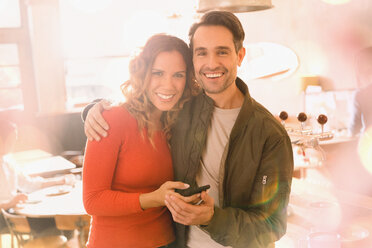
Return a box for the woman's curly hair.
[120,34,199,144]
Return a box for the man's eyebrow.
[194,47,206,52]
[194,46,232,51]
[216,46,232,51]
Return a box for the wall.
[1,110,86,155]
[236,0,372,116]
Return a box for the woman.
[83,34,198,248]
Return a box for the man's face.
[192,25,245,96]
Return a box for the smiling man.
[164,11,293,248]
[82,11,293,248]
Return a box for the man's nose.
[206,54,219,69]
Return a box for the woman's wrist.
[139,192,159,210]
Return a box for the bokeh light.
[358,126,372,174]
[322,0,351,5]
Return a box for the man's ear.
[237,47,246,67]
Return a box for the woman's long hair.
[121,34,198,143]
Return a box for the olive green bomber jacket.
[170,78,294,248]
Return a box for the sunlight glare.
[322,0,351,5]
[358,126,372,174]
[122,10,169,52]
[101,58,130,102]
[67,0,112,14]
[293,40,328,76]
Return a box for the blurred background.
[1,0,371,154]
[0,0,371,151]
[1,1,372,247]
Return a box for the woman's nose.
[161,75,174,88]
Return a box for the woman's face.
[146,50,187,112]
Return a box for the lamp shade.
[197,0,273,13]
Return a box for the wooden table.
[6,153,76,177]
[15,181,86,217]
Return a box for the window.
[0,0,37,112]
[1,0,195,112]
[59,0,194,109]
[0,0,21,28]
[0,0,22,110]
[0,44,22,110]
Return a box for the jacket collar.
[230,77,254,141]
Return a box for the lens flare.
[358,126,372,174]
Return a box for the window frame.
[0,0,38,112]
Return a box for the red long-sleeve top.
[83,106,175,248]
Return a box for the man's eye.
[218,50,228,55]
[196,51,206,56]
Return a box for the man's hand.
[85,100,112,141]
[165,191,214,226]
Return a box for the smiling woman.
[82,34,199,248]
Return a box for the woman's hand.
[139,181,201,210]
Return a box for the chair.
[54,215,91,248]
[1,209,66,248]
[0,215,14,248]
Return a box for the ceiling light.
[197,0,273,13]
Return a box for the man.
[83,11,293,248]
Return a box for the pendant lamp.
[197,0,273,13]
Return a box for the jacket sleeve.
[82,108,143,216]
[202,134,293,248]
[80,99,102,122]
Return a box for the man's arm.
[82,99,112,141]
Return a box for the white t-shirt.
[187,106,240,248]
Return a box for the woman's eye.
[174,73,185,78]
[152,71,163,76]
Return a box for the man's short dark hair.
[188,11,245,54]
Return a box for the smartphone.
[175,184,210,197]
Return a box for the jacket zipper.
[262,175,267,185]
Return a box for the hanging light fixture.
[197,0,273,13]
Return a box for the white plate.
[44,185,73,197]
